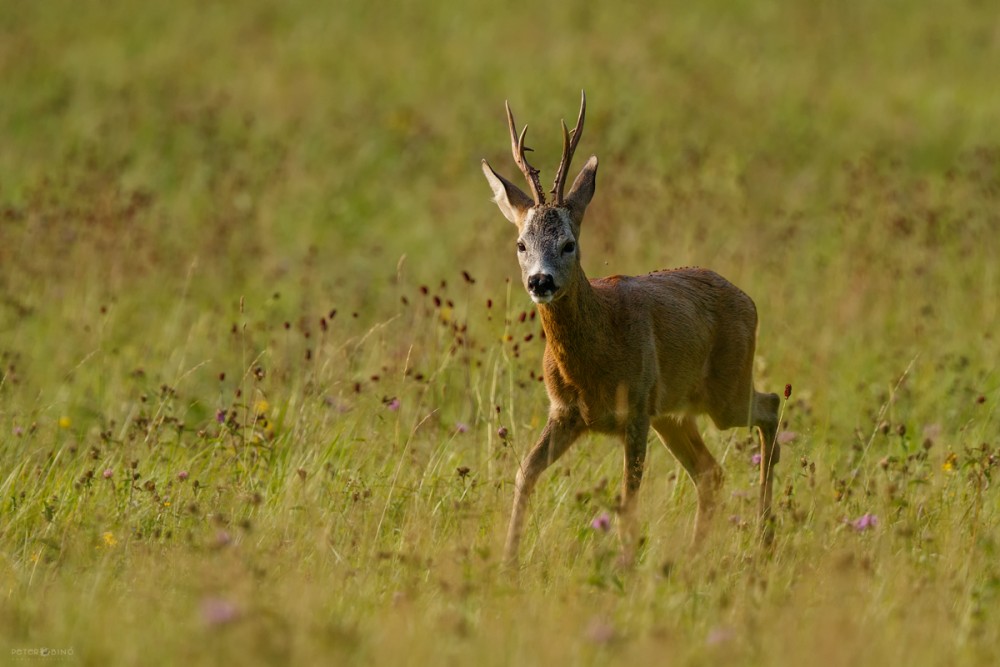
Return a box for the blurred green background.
[1,1,998,665]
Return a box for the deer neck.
[537,267,607,364]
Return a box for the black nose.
[527,273,555,294]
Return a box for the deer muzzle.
[527,273,557,303]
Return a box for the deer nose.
[527,273,556,295]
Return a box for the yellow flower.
[102,532,117,547]
[255,399,269,416]
[58,416,71,429]
[942,452,958,472]
[30,550,41,564]
[163,501,171,507]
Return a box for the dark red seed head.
[784,384,792,399]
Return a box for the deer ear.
[565,155,598,225]
[482,160,533,227]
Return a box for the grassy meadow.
[2,0,999,664]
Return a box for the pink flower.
[751,453,762,466]
[177,471,189,481]
[455,422,469,434]
[777,431,797,445]
[851,513,878,531]
[585,616,616,644]
[591,512,611,532]
[497,426,508,440]
[706,625,736,646]
[102,468,114,479]
[385,397,400,411]
[200,597,240,627]
[215,409,226,424]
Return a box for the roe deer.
[481,92,781,567]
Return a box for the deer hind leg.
[617,415,650,565]
[651,416,724,546]
[752,390,781,544]
[504,413,584,568]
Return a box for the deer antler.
[551,90,586,204]
[506,101,546,206]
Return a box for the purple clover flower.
[591,512,611,532]
[200,597,240,627]
[851,513,878,531]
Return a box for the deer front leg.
[504,412,584,568]
[618,414,650,566]
[753,391,781,545]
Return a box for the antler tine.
[551,90,587,204]
[505,101,546,205]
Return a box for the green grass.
[2,0,999,664]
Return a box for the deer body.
[542,268,760,431]
[482,93,780,567]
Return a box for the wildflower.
[923,423,942,441]
[751,453,762,466]
[212,530,232,549]
[102,532,117,547]
[591,512,611,532]
[385,397,400,412]
[497,425,509,440]
[254,399,269,416]
[58,416,71,429]
[706,626,736,646]
[784,384,792,399]
[178,470,189,481]
[777,431,797,445]
[851,513,878,531]
[102,468,113,479]
[215,409,226,424]
[942,452,958,472]
[585,616,616,644]
[200,597,241,627]
[13,426,23,437]
[455,422,469,434]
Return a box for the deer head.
[481,91,598,304]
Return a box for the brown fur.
[482,96,780,568]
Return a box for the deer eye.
[516,241,526,253]
[562,241,576,254]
